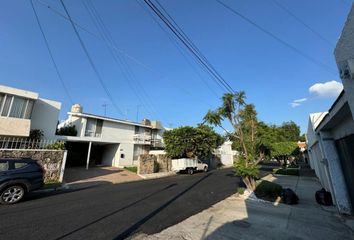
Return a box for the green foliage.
[255,180,283,202]
[163,125,224,159]
[270,142,299,159]
[237,187,246,195]
[153,161,160,173]
[29,129,43,140]
[273,168,299,176]
[234,157,260,178]
[124,166,137,173]
[56,124,77,136]
[46,141,65,150]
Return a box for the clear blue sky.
[0,0,352,133]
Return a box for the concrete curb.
[34,183,70,193]
[138,172,176,179]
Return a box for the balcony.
[151,139,164,148]
[133,134,151,145]
[0,117,31,137]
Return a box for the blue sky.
[0,0,352,133]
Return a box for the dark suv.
[0,158,44,204]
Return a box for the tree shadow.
[63,167,124,183]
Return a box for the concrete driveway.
[63,166,142,188]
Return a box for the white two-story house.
[0,84,61,139]
[58,104,165,168]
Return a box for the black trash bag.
[282,188,299,205]
[315,188,333,206]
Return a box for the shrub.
[255,180,283,202]
[234,157,259,179]
[56,124,77,136]
[237,187,246,195]
[124,166,137,173]
[46,141,66,150]
[273,168,299,176]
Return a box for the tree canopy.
[163,125,224,159]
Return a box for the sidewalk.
[132,172,354,240]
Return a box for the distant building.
[0,84,61,139]
[307,5,354,215]
[58,104,165,168]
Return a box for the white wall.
[101,144,119,166]
[31,98,61,139]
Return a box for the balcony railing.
[84,130,102,138]
[133,134,151,145]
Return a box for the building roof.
[0,84,39,100]
[68,112,153,128]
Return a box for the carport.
[58,137,120,169]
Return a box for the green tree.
[203,92,260,190]
[29,129,43,140]
[270,141,299,164]
[56,124,77,136]
[279,121,301,142]
[163,125,223,160]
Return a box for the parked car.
[0,158,44,204]
[171,158,208,175]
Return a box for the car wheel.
[0,185,25,205]
[188,168,194,175]
[204,167,208,172]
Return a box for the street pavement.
[0,168,241,240]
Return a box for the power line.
[215,0,337,76]
[35,0,214,109]
[136,0,220,98]
[30,0,74,104]
[82,0,158,118]
[143,0,236,93]
[271,0,334,47]
[59,0,124,116]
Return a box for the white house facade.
[0,84,61,139]
[307,5,354,215]
[58,104,165,168]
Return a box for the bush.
[234,157,259,179]
[124,166,137,173]
[46,141,65,150]
[56,124,77,136]
[255,180,283,202]
[237,187,246,195]
[273,168,299,176]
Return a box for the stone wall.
[138,154,172,174]
[0,149,67,183]
[156,155,171,172]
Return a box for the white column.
[86,141,92,170]
[319,131,352,215]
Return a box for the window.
[0,162,8,172]
[24,100,34,119]
[85,118,96,137]
[9,97,27,118]
[95,119,103,137]
[14,162,28,169]
[1,95,12,117]
[0,93,4,112]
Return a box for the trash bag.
[282,188,299,205]
[315,188,333,206]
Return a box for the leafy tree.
[279,121,301,142]
[56,124,77,136]
[270,141,299,164]
[163,125,223,160]
[203,92,260,190]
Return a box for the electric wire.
[30,0,74,104]
[271,0,334,47]
[215,0,337,76]
[82,0,159,118]
[59,0,124,116]
[143,0,236,93]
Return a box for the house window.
[1,95,12,117]
[0,94,34,119]
[85,118,103,137]
[9,97,27,118]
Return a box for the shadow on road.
[53,183,178,240]
[114,173,213,239]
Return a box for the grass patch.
[273,168,299,176]
[42,181,62,189]
[255,180,283,202]
[124,166,137,173]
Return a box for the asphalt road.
[0,168,241,240]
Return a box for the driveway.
[63,167,142,188]
[0,168,240,240]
